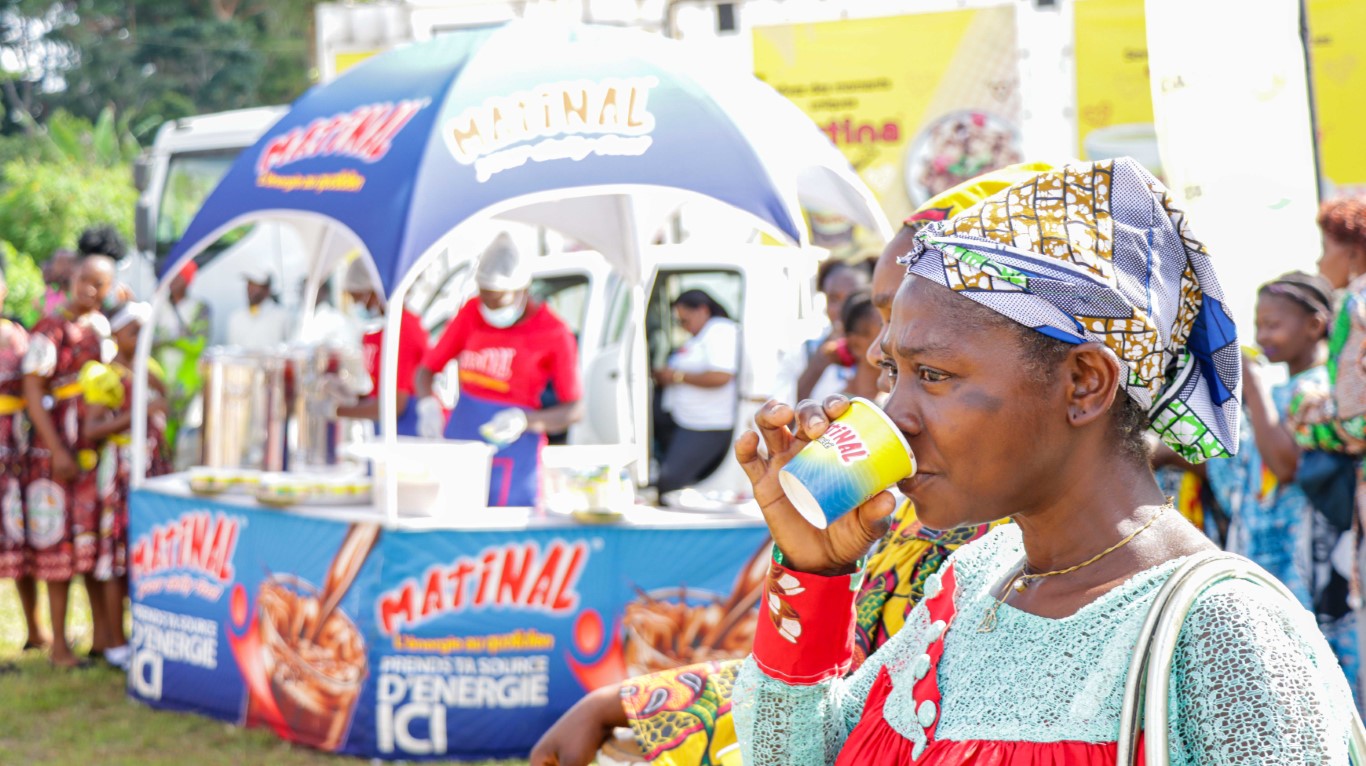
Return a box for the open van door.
[571,281,650,483]
[634,245,826,499]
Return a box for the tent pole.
[381,274,405,530]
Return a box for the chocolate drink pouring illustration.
[246,523,379,751]
[622,539,770,675]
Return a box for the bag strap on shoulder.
[1117,551,1366,766]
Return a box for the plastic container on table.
[346,437,494,517]
[541,444,637,521]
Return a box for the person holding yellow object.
[81,302,173,669]
[21,255,114,669]
[529,165,1048,766]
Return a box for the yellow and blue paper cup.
[777,398,915,529]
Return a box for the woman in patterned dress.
[0,269,47,653]
[82,302,172,669]
[22,255,114,668]
[731,160,1356,765]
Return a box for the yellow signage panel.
[1074,0,1366,195]
[1073,0,1158,172]
[1308,0,1366,197]
[753,7,1023,231]
[333,50,381,78]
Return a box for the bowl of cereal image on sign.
[903,110,1023,206]
[778,397,915,529]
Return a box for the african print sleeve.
[732,555,931,766]
[622,660,743,765]
[21,318,60,379]
[1168,579,1356,765]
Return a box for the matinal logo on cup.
[816,422,870,464]
[779,399,915,529]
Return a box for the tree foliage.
[1,0,316,143]
[0,150,136,258]
[1,244,44,326]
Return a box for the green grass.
[0,581,530,765]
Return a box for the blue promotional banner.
[128,488,771,760]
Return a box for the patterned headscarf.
[905,161,1056,229]
[900,158,1240,463]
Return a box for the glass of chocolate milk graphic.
[245,524,378,751]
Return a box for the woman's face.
[880,277,1066,529]
[868,227,917,392]
[69,259,113,315]
[822,269,864,328]
[1318,233,1358,289]
[1255,292,1321,365]
[845,314,884,372]
[674,304,709,336]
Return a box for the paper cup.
[778,398,915,529]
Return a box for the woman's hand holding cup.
[734,397,899,576]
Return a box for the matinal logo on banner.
[128,509,244,704]
[443,77,659,182]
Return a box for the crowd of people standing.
[0,227,175,670]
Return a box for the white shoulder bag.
[1117,552,1366,765]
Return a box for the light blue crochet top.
[734,524,1357,765]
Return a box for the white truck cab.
[133,106,313,345]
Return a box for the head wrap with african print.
[904,161,1056,230]
[900,157,1240,463]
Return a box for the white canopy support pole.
[130,268,177,489]
[298,227,337,340]
[380,274,406,529]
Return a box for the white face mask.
[479,294,527,328]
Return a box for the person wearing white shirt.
[652,289,739,496]
[226,267,291,350]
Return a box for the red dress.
[91,362,171,581]
[22,312,106,582]
[0,318,28,580]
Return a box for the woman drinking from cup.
[529,167,1042,766]
[732,159,1358,763]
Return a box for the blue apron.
[394,396,420,437]
[444,391,543,507]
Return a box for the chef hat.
[342,255,376,293]
[241,264,276,285]
[474,233,531,292]
[110,301,153,333]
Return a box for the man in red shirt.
[414,234,583,507]
[332,258,430,436]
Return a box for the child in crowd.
[1206,272,1357,691]
[838,290,885,404]
[81,302,171,669]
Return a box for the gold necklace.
[977,504,1172,633]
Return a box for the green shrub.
[1,244,45,328]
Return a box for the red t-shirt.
[421,297,580,410]
[363,308,429,396]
